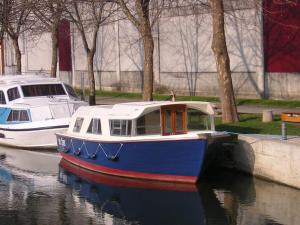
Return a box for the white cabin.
[0,75,85,125]
[66,101,216,141]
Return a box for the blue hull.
[57,134,208,183]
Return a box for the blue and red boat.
[56,101,227,183]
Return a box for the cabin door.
[161,104,187,135]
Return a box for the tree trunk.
[210,0,239,123]
[11,37,22,74]
[50,23,59,78]
[87,51,96,105]
[142,26,154,101]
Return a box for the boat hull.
[0,126,68,149]
[57,135,209,183]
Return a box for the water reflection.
[59,159,218,225]
[0,148,300,225]
[203,168,300,225]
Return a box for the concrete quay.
[219,134,300,189]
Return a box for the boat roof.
[74,101,215,120]
[0,74,62,89]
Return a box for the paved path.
[242,133,300,144]
[237,105,300,115]
[96,96,300,115]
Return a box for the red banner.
[58,19,72,71]
[264,0,300,72]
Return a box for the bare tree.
[0,2,5,41]
[63,0,115,105]
[1,0,35,74]
[33,0,64,77]
[117,0,164,101]
[210,0,238,123]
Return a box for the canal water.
[0,147,299,225]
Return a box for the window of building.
[64,84,78,99]
[7,87,20,101]
[73,117,84,132]
[136,109,161,135]
[187,108,210,130]
[0,91,6,104]
[21,84,66,97]
[87,118,102,135]
[110,120,132,136]
[7,110,29,122]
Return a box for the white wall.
[3,3,270,98]
[26,33,52,72]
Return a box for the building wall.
[67,6,263,98]
[3,1,300,100]
[266,73,300,99]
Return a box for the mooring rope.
[99,143,124,160]
[61,137,124,161]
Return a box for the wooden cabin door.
[161,104,187,135]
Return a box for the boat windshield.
[64,84,78,99]
[21,84,66,97]
[187,108,211,130]
[7,87,20,101]
[0,91,6,104]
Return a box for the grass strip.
[89,90,300,108]
[215,114,300,135]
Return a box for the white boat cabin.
[0,75,84,125]
[68,101,216,140]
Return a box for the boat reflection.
[58,159,229,225]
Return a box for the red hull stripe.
[61,153,197,184]
[60,159,198,192]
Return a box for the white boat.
[0,74,87,149]
[57,101,231,183]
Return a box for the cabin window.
[136,109,161,135]
[73,117,84,132]
[110,120,132,136]
[64,84,78,98]
[7,110,29,122]
[7,87,20,101]
[21,84,66,97]
[0,91,6,104]
[187,108,210,130]
[87,118,102,135]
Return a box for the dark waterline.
[0,147,298,225]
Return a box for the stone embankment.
[220,134,300,189]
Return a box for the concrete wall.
[266,73,300,100]
[219,134,300,189]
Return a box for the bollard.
[281,122,287,140]
[262,110,273,122]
